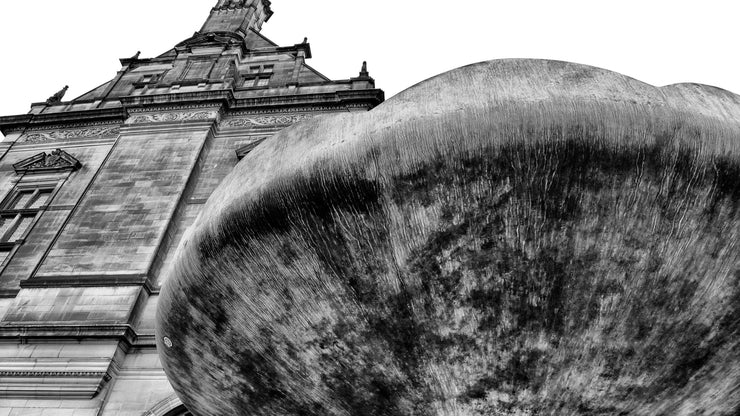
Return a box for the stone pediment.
[175,31,244,51]
[13,149,82,174]
[235,137,267,160]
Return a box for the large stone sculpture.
[156,59,740,415]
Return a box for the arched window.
[163,405,192,416]
[143,395,192,416]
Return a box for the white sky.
[0,0,738,130]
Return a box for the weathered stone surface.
[34,127,213,281]
[157,59,740,415]
[0,1,382,413]
[2,287,142,324]
[0,340,120,399]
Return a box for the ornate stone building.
[0,1,383,414]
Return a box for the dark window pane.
[0,249,11,265]
[0,218,13,239]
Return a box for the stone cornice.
[123,89,383,115]
[0,108,126,134]
[0,114,33,133]
[0,323,136,339]
[13,120,121,133]
[0,370,109,378]
[0,324,158,350]
[20,273,156,297]
[0,353,116,399]
[275,43,312,59]
[0,89,384,136]
[0,324,157,350]
[232,89,385,111]
[226,106,342,116]
[121,90,234,108]
[126,103,223,115]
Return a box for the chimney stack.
[201,0,273,37]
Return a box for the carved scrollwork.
[223,114,314,128]
[21,126,120,143]
[128,111,216,124]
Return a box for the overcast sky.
[0,0,738,132]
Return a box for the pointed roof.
[0,0,384,129]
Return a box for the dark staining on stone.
[230,329,317,415]
[276,241,299,267]
[382,132,739,412]
[199,168,383,258]
[169,124,740,415]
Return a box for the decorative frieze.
[127,111,218,124]
[126,102,222,113]
[21,126,120,143]
[228,106,338,116]
[223,113,313,128]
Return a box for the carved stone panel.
[20,126,120,144]
[127,111,218,124]
[223,113,314,128]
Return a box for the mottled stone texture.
[35,127,211,280]
[158,59,740,415]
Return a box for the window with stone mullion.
[0,187,53,247]
[243,63,274,88]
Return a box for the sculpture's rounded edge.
[156,58,740,416]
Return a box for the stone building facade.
[0,1,383,414]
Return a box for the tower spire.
[202,0,273,36]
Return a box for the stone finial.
[302,37,308,44]
[130,51,141,60]
[45,85,68,105]
[360,61,369,77]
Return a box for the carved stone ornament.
[223,113,314,128]
[127,111,217,124]
[45,85,68,105]
[21,126,120,144]
[13,149,82,174]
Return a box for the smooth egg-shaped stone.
[156,59,740,416]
